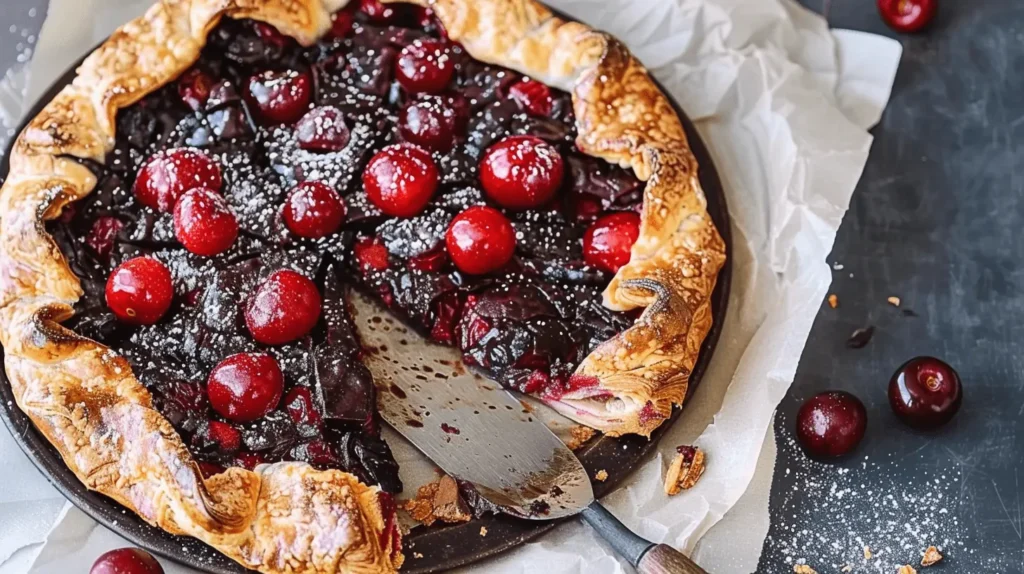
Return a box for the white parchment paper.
[0,1,902,573]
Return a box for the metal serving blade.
[350,291,593,520]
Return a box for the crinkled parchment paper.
[0,1,901,572]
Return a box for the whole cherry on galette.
[245,269,322,345]
[445,206,517,275]
[480,135,564,210]
[173,187,239,256]
[583,212,641,274]
[245,69,312,124]
[133,147,222,212]
[363,143,439,217]
[283,181,347,239]
[105,257,175,325]
[207,352,284,423]
[396,39,454,94]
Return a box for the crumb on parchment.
[664,446,706,495]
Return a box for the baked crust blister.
[0,0,725,572]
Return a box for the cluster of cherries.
[795,357,963,459]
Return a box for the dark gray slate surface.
[759,1,1024,572]
[0,1,1016,572]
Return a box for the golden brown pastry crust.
[0,0,725,570]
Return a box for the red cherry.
[359,0,402,23]
[795,391,867,459]
[399,98,459,151]
[105,257,174,325]
[245,69,312,124]
[582,212,641,274]
[363,143,439,217]
[415,7,450,40]
[354,237,390,272]
[508,79,553,117]
[396,39,454,94]
[877,0,936,33]
[207,353,284,422]
[173,187,239,256]
[133,148,222,212]
[204,420,242,453]
[283,386,322,428]
[245,270,322,345]
[329,10,355,38]
[178,68,214,111]
[445,206,516,275]
[86,216,124,260]
[283,181,346,239]
[295,105,350,152]
[90,548,164,574]
[480,135,564,210]
[888,356,962,429]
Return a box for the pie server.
[351,292,707,574]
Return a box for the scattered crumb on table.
[887,296,901,306]
[828,294,839,308]
[595,469,608,482]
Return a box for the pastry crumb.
[519,399,534,413]
[595,469,608,482]
[840,565,852,573]
[887,296,901,306]
[413,552,424,559]
[793,565,817,574]
[401,475,471,526]
[864,546,872,559]
[479,526,488,537]
[828,294,839,308]
[898,566,917,574]
[664,445,706,495]
[921,546,942,567]
[565,424,596,450]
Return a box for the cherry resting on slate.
[795,390,867,458]
[888,356,962,429]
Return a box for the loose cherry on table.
[283,181,347,239]
[877,0,937,33]
[363,143,439,217]
[888,356,962,429]
[795,390,867,458]
[105,257,175,325]
[245,69,312,124]
[508,79,554,117]
[395,39,455,94]
[207,352,285,423]
[582,212,641,274]
[445,206,517,275]
[173,187,239,256]
[480,135,565,210]
[90,548,164,574]
[295,105,351,152]
[399,97,459,151]
[245,269,323,345]
[133,147,222,213]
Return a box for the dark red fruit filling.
[480,135,564,209]
[445,206,516,275]
[359,0,404,23]
[133,147,222,212]
[295,105,350,152]
[363,143,439,217]
[283,181,347,239]
[245,270,322,345]
[207,352,285,423]
[245,69,312,124]
[329,9,355,38]
[508,79,553,117]
[396,39,454,94]
[888,356,962,429]
[105,257,174,325]
[173,187,239,256]
[86,216,124,260]
[90,549,164,574]
[583,212,641,274]
[795,391,867,459]
[51,14,648,496]
[877,0,937,33]
[399,97,458,151]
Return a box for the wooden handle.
[637,544,708,574]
